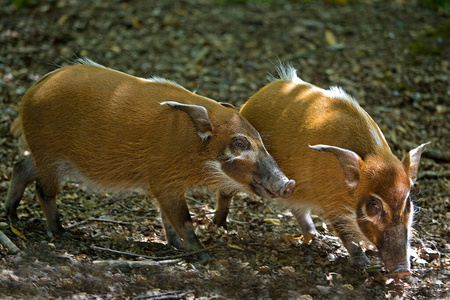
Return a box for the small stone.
[258,265,272,275]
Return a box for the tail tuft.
[10,115,30,152]
[10,116,22,138]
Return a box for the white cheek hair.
[204,160,246,193]
[224,149,258,163]
[198,131,212,142]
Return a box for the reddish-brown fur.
[5,59,295,259]
[230,65,428,278]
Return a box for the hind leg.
[35,175,70,239]
[161,211,184,250]
[5,156,38,227]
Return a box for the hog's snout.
[280,179,295,198]
[378,225,411,280]
[251,176,295,199]
[250,154,295,199]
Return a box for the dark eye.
[232,136,249,150]
[366,197,382,217]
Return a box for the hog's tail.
[11,114,30,153]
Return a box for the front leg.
[331,218,370,268]
[213,190,236,229]
[293,209,319,244]
[156,192,210,261]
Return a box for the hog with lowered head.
[215,64,427,278]
[5,59,295,259]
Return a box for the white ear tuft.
[402,142,430,185]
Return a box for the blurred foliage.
[215,0,272,4]
[215,0,363,4]
[408,20,450,56]
[9,0,36,9]
[419,0,450,10]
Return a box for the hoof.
[8,218,24,230]
[47,230,73,240]
[388,269,411,280]
[61,231,74,240]
[195,251,211,264]
[350,254,371,268]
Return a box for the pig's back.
[18,64,213,190]
[240,79,390,207]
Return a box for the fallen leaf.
[10,224,26,239]
[130,15,141,30]
[57,14,68,25]
[302,232,317,244]
[325,29,337,46]
[264,218,281,225]
[227,244,245,251]
[263,206,275,214]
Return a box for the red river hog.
[215,64,428,278]
[5,59,295,259]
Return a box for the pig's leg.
[294,209,318,244]
[5,156,38,227]
[161,211,184,250]
[331,218,370,267]
[35,175,70,239]
[213,190,236,229]
[157,195,210,260]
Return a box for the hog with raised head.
[5,59,295,259]
[215,64,427,277]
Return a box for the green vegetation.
[408,20,450,56]
[9,0,35,9]
[419,0,450,10]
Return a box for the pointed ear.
[309,144,362,190]
[220,102,238,111]
[160,101,212,141]
[402,142,429,185]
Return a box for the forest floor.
[0,0,449,299]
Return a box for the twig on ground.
[95,194,142,208]
[0,230,21,254]
[133,290,195,300]
[419,170,450,179]
[91,241,226,261]
[93,258,180,268]
[184,45,210,72]
[194,205,247,218]
[66,217,134,229]
[59,203,86,211]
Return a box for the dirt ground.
[0,0,449,299]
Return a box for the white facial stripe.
[204,160,246,193]
[223,148,258,164]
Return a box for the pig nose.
[279,179,295,198]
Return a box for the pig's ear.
[402,142,429,185]
[160,101,212,141]
[309,144,361,190]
